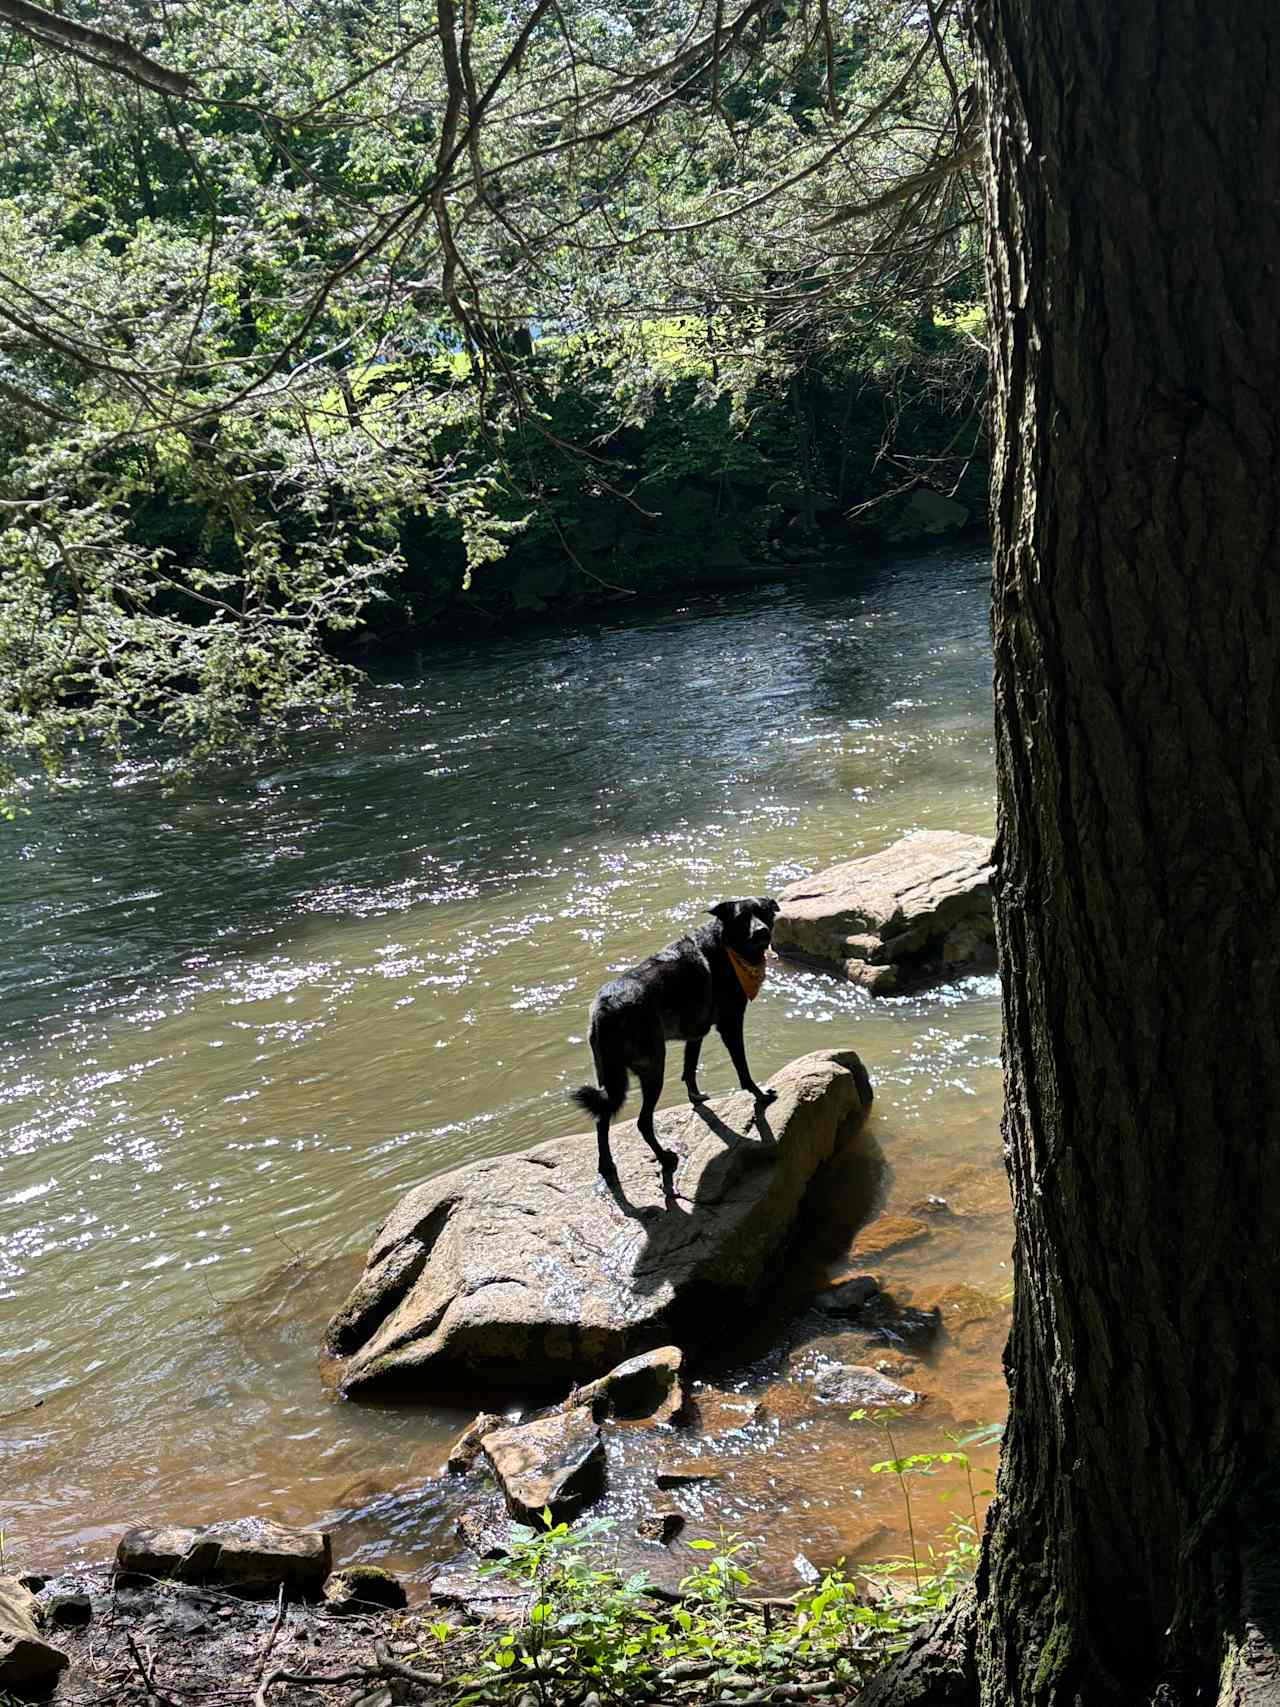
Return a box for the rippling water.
[1,544,1008,1588]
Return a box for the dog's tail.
[571,1071,627,1122]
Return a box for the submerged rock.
[655,1461,723,1489]
[326,1050,872,1400]
[480,1405,605,1525]
[812,1275,880,1316]
[791,1279,941,1376]
[916,1283,1007,1347]
[851,1214,931,1260]
[115,1518,331,1598]
[0,1575,69,1696]
[773,833,995,993]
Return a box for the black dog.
[571,897,780,1179]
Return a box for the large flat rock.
[773,832,995,993]
[115,1518,332,1598]
[326,1049,872,1401]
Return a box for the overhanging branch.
[0,0,199,99]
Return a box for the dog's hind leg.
[636,1062,678,1173]
[682,1036,708,1104]
[594,1059,628,1178]
[595,1110,617,1179]
[572,1044,629,1178]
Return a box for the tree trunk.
[967,2,1280,1701]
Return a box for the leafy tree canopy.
[0,0,980,800]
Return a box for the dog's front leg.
[682,1036,708,1104]
[716,1013,777,1106]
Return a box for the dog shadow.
[601,1166,680,1224]
[693,1095,779,1150]
[599,1097,782,1289]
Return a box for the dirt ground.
[20,1568,492,1707]
[17,1563,871,1707]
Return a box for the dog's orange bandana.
[726,947,767,1001]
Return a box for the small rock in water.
[691,1389,762,1435]
[655,1461,723,1490]
[915,1283,1007,1348]
[873,1352,918,1379]
[933,1164,1010,1219]
[574,1346,685,1424]
[906,1195,952,1218]
[810,1363,920,1409]
[636,1511,686,1545]
[454,1505,512,1560]
[874,1305,942,1350]
[445,1412,506,1475]
[481,1405,606,1525]
[322,1565,407,1614]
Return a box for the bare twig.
[125,1633,181,1707]
[371,1638,445,1687]
[254,1666,369,1707]
[254,1585,287,1681]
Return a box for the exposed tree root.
[852,1590,976,1707]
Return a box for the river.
[1,543,1008,1592]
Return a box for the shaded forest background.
[0,0,985,791]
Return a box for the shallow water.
[1,545,1009,1591]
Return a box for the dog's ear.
[707,900,739,924]
[760,897,781,922]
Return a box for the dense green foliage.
[0,0,983,793]
[441,1506,980,1704]
[419,1420,999,1703]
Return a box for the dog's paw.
[686,1086,709,1105]
[753,1085,778,1106]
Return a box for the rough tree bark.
[863,5,1280,1704]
